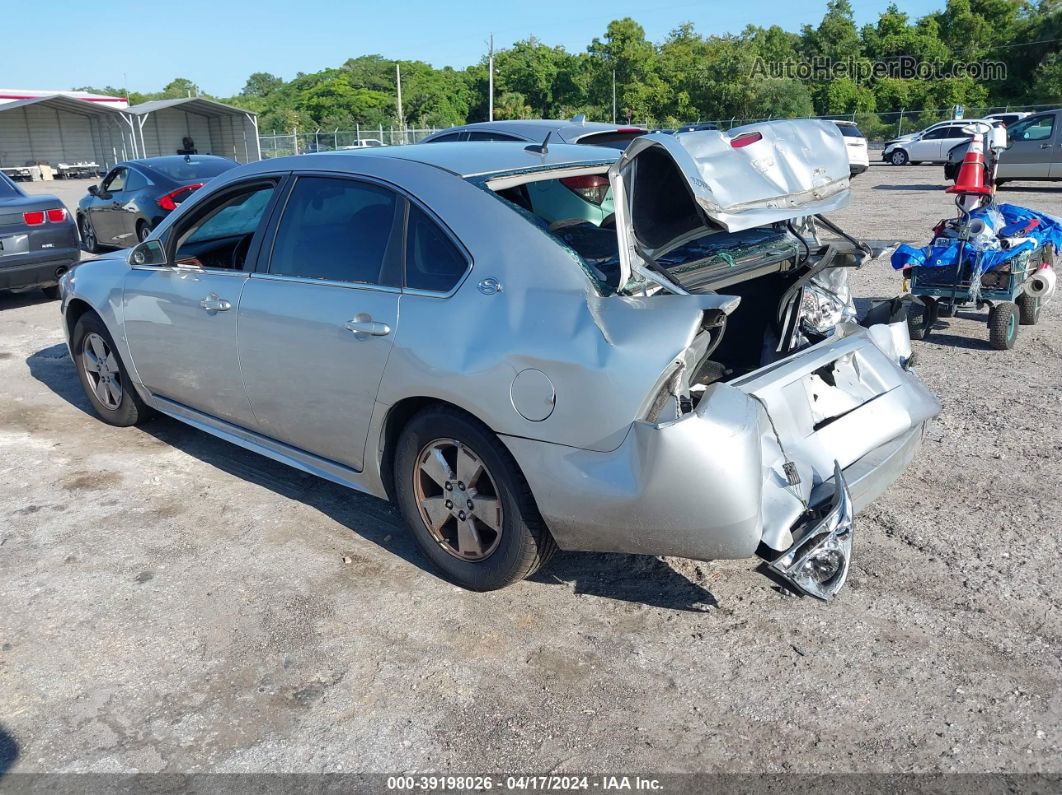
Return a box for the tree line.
[79,0,1062,140]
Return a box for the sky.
[4,0,946,97]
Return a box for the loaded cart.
[892,123,1059,349]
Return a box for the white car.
[983,111,1030,128]
[833,121,869,176]
[882,119,986,165]
[339,139,384,149]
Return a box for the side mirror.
[88,185,99,196]
[129,240,166,267]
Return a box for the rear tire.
[72,312,153,426]
[988,302,1019,350]
[394,406,556,590]
[136,220,152,242]
[1017,293,1042,325]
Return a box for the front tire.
[394,406,556,590]
[988,302,1019,350]
[79,215,101,253]
[72,312,153,426]
[890,150,909,166]
[907,296,937,341]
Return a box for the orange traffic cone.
[946,132,992,195]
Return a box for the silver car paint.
[61,142,939,569]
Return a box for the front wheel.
[890,150,909,166]
[79,215,100,253]
[72,312,153,426]
[988,302,1019,350]
[907,296,937,341]
[394,406,556,590]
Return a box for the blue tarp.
[891,203,1062,273]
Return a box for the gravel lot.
[1,165,1060,776]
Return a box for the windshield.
[576,131,644,150]
[142,158,237,183]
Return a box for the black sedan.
[0,171,79,299]
[77,155,238,251]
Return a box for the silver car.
[59,121,939,599]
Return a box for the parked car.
[76,155,239,251]
[882,119,985,165]
[0,170,79,299]
[944,111,1062,185]
[983,111,1030,128]
[60,121,938,599]
[339,139,384,149]
[420,118,647,149]
[833,120,870,176]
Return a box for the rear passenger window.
[405,204,467,292]
[467,131,521,142]
[270,177,399,285]
[125,169,149,191]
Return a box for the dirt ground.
[0,165,1059,776]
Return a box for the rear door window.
[404,204,468,292]
[269,176,401,286]
[467,131,523,142]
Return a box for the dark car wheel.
[137,221,152,242]
[394,406,556,590]
[79,215,101,253]
[890,149,909,166]
[988,302,1019,350]
[72,312,153,426]
[907,296,937,341]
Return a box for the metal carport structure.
[0,95,138,173]
[126,98,261,163]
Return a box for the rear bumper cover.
[501,326,939,564]
[0,248,80,289]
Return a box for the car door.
[997,113,1058,179]
[935,126,971,163]
[122,177,283,427]
[236,174,403,471]
[90,167,128,244]
[908,127,946,161]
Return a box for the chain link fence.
[259,127,443,158]
[256,102,1062,159]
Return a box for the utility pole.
[612,69,617,124]
[488,33,494,122]
[395,62,404,142]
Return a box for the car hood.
[607,120,851,290]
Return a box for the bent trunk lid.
[608,119,852,289]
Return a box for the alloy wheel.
[413,438,503,561]
[82,332,123,410]
[81,217,96,250]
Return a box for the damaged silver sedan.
[59,120,939,599]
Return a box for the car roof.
[121,154,236,169]
[425,119,643,144]
[282,141,619,179]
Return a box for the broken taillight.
[730,131,763,148]
[560,174,610,205]
[157,183,205,212]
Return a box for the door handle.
[199,293,232,313]
[344,314,391,337]
[1041,144,1052,149]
